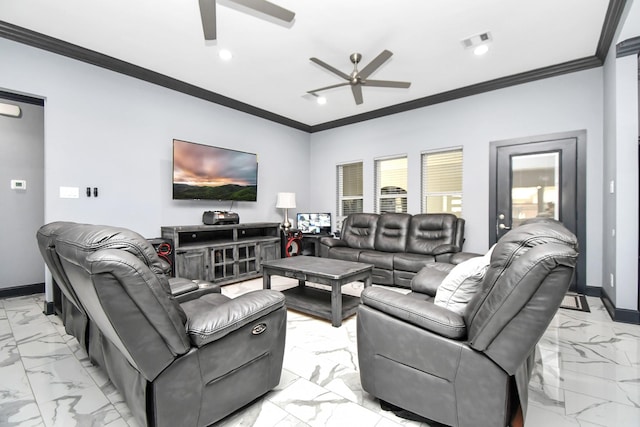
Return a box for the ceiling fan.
[308,50,411,105]
[199,0,295,41]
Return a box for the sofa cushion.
[434,247,494,315]
[406,214,459,255]
[341,213,378,250]
[374,213,411,252]
[393,252,436,272]
[359,250,394,270]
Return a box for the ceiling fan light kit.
[308,50,411,105]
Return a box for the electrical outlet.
[610,273,614,288]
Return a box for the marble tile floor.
[0,277,639,427]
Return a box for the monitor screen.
[296,213,331,234]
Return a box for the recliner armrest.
[319,237,347,248]
[361,287,466,339]
[186,290,285,347]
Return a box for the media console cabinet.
[161,223,281,286]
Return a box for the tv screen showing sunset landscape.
[172,139,258,201]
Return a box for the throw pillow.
[434,246,495,314]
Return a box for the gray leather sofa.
[319,213,471,287]
[37,222,221,366]
[37,222,287,427]
[357,219,578,427]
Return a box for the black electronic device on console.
[203,211,240,225]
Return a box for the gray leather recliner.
[38,222,287,427]
[357,219,578,427]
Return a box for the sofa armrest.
[449,251,483,264]
[431,243,461,256]
[186,290,285,347]
[319,237,347,248]
[361,287,466,339]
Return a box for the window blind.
[421,149,463,216]
[375,157,408,213]
[336,162,363,226]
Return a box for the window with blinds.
[336,162,363,227]
[375,156,408,214]
[421,149,463,216]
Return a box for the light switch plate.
[59,186,80,198]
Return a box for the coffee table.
[262,256,373,327]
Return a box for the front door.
[489,131,586,293]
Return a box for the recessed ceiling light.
[474,44,489,56]
[219,49,233,61]
[316,96,327,105]
[462,31,492,56]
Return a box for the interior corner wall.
[602,44,618,306]
[613,54,639,311]
[604,51,640,312]
[0,37,311,238]
[601,0,640,312]
[309,68,605,289]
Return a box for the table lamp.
[276,192,296,231]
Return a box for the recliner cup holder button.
[252,323,267,335]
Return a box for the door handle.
[496,213,511,235]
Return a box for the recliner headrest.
[53,223,166,275]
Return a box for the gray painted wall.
[0,38,310,298]
[0,99,44,289]
[309,68,605,289]
[601,1,640,311]
[0,38,311,234]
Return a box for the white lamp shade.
[276,192,296,209]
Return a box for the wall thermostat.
[10,179,27,190]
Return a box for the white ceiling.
[0,0,616,129]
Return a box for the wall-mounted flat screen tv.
[172,139,258,201]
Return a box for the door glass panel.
[511,152,559,228]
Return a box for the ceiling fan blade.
[310,58,351,81]
[358,50,393,79]
[229,0,295,22]
[307,82,350,94]
[199,0,217,40]
[364,79,411,88]
[351,84,364,105]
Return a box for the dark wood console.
[161,223,281,286]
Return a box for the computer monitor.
[296,213,331,234]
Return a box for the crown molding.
[0,0,627,133]
[617,36,640,57]
[310,57,602,132]
[0,21,311,132]
[596,0,628,61]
